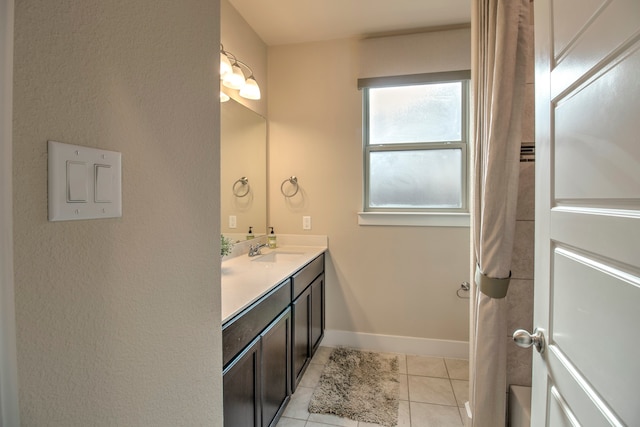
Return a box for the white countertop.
[221,235,327,324]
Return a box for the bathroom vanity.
[221,236,327,427]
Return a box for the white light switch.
[94,164,113,202]
[67,161,87,202]
[229,215,237,229]
[48,141,122,221]
[303,216,311,230]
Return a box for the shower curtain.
[469,0,530,426]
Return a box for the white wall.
[268,29,472,350]
[12,1,223,425]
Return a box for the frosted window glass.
[369,149,462,208]
[369,83,462,144]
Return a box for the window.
[358,71,470,227]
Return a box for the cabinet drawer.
[222,279,291,367]
[292,253,324,300]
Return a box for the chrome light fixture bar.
[220,44,261,101]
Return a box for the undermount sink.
[251,251,305,263]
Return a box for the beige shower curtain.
[469,0,530,426]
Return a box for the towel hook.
[232,177,250,197]
[280,176,299,197]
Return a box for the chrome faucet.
[248,242,269,257]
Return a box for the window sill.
[357,212,470,227]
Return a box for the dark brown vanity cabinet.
[310,274,325,352]
[223,281,291,427]
[223,309,291,427]
[260,309,291,427]
[222,252,325,426]
[223,336,261,427]
[291,254,325,391]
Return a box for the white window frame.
[358,71,471,227]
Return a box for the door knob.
[513,328,546,354]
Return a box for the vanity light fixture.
[220,48,232,78]
[239,76,261,100]
[223,61,245,89]
[220,44,261,101]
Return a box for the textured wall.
[1,0,21,424]
[12,1,222,425]
[268,30,471,343]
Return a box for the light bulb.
[239,76,261,100]
[223,64,245,90]
[220,52,232,78]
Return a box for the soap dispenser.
[246,226,254,240]
[268,227,277,248]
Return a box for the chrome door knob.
[513,328,546,354]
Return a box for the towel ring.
[280,176,299,198]
[457,281,470,299]
[232,177,250,197]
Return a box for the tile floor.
[276,346,469,427]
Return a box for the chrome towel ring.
[232,177,250,197]
[457,281,470,299]
[280,176,299,197]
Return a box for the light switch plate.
[48,140,122,221]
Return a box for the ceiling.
[228,0,471,46]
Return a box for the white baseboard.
[322,329,469,359]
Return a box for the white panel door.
[532,0,640,425]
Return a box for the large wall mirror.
[221,98,267,239]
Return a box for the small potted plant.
[221,234,234,259]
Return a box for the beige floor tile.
[410,402,463,426]
[282,386,313,420]
[276,416,307,427]
[399,374,409,401]
[283,348,468,426]
[459,407,469,425]
[300,363,325,388]
[444,358,469,380]
[407,355,448,378]
[397,400,411,427]
[397,354,407,374]
[408,376,457,406]
[311,346,334,365]
[307,412,358,426]
[306,422,346,427]
[451,380,469,408]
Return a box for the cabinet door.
[310,274,325,353]
[292,285,311,390]
[223,336,261,427]
[261,308,291,427]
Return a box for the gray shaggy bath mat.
[308,347,399,426]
